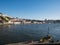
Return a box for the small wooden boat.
[40,35,52,43]
[40,27,52,43]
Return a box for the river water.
[0,23,60,44]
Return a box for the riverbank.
[0,22,21,25]
[0,22,43,25]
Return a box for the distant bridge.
[0,15,11,23]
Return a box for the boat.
[40,35,52,43]
[40,27,52,43]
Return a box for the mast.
[47,27,49,36]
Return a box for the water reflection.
[0,24,60,44]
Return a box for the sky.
[0,0,60,20]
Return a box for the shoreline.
[0,23,43,25]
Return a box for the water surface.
[0,24,60,44]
